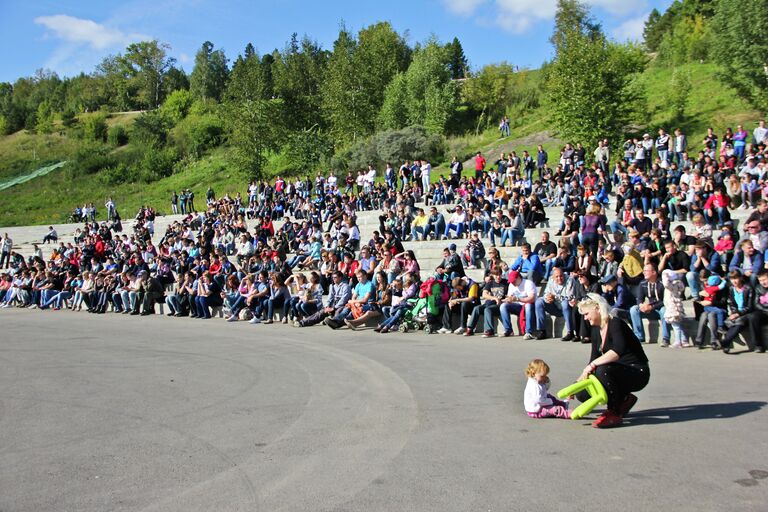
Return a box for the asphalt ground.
[1,309,767,511]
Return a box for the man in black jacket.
[629,263,670,344]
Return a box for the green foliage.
[190,41,229,101]
[107,125,129,147]
[70,143,114,175]
[446,37,468,79]
[271,34,327,131]
[138,146,179,182]
[120,40,177,109]
[546,2,647,146]
[82,113,108,142]
[0,115,7,135]
[712,0,768,112]
[159,89,194,124]
[283,127,334,170]
[378,39,456,134]
[170,113,224,158]
[35,101,54,134]
[378,73,409,130]
[131,111,170,147]
[60,108,77,128]
[655,14,711,66]
[668,68,692,121]
[643,9,664,52]
[348,125,445,169]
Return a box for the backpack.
[419,277,450,307]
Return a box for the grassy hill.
[0,62,762,227]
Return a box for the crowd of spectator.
[2,121,768,354]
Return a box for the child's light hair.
[525,359,550,378]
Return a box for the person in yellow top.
[617,232,644,285]
[410,208,429,241]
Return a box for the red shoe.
[592,410,623,428]
[616,394,638,417]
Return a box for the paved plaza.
[1,310,767,511]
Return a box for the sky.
[0,0,673,83]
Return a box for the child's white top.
[524,377,553,413]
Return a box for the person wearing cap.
[499,270,537,339]
[133,270,164,315]
[600,273,635,320]
[534,267,576,340]
[464,267,506,336]
[444,206,467,240]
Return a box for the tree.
[225,49,285,177]
[321,26,363,144]
[643,9,663,52]
[120,40,176,109]
[35,100,54,133]
[446,37,468,79]
[712,0,768,112]
[545,0,647,146]
[271,34,328,131]
[461,63,516,126]
[377,73,409,130]
[550,0,602,53]
[668,68,691,121]
[190,41,229,101]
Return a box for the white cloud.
[446,0,647,34]
[179,53,191,64]
[612,15,647,42]
[442,0,488,16]
[34,14,147,49]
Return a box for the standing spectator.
[474,152,486,180]
[536,145,548,177]
[171,191,179,214]
[673,128,687,166]
[655,128,670,165]
[0,233,12,269]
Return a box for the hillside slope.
[0,62,762,227]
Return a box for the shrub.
[82,113,108,142]
[131,111,170,147]
[70,143,114,175]
[171,113,224,158]
[138,147,179,182]
[283,128,334,172]
[107,125,129,147]
[159,89,194,124]
[61,108,77,128]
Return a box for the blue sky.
[0,0,673,83]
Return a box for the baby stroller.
[398,277,449,334]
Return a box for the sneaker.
[523,333,535,340]
[482,331,495,338]
[437,327,450,334]
[671,342,683,348]
[293,321,302,327]
[561,332,575,342]
[464,328,474,337]
[263,319,273,324]
[344,319,358,330]
[616,394,638,417]
[281,318,288,324]
[249,317,261,324]
[325,318,341,329]
[453,327,465,334]
[227,315,238,322]
[502,331,512,337]
[660,341,670,348]
[592,410,623,428]
[535,331,546,340]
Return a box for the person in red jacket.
[703,187,731,228]
[474,152,486,180]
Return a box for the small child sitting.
[524,359,570,419]
[661,269,690,348]
[699,274,727,335]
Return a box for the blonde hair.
[577,293,612,328]
[525,359,550,378]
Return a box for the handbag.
[349,302,364,319]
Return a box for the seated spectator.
[499,270,537,339]
[533,267,576,341]
[629,263,669,345]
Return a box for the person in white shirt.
[500,270,537,338]
[0,233,12,269]
[524,359,570,418]
[753,119,767,146]
[534,267,577,340]
[444,205,467,239]
[43,226,58,244]
[420,159,431,196]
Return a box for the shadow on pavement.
[624,401,767,426]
